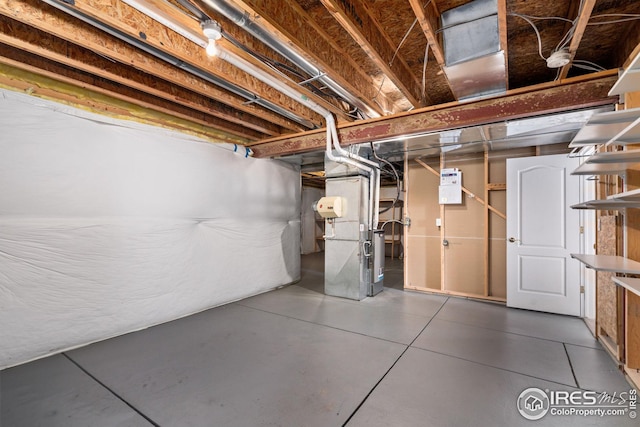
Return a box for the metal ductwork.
[441,0,507,100]
[198,0,380,119]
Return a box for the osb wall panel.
[597,215,618,342]
[442,157,484,238]
[443,237,484,295]
[405,161,441,290]
[405,236,441,290]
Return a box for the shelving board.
[612,277,640,298]
[569,108,640,147]
[585,149,640,164]
[570,161,631,176]
[607,188,640,202]
[609,51,640,96]
[571,254,640,274]
[570,199,640,210]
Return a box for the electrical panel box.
[439,168,462,204]
[316,196,346,219]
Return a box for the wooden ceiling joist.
[497,0,509,89]
[559,0,596,80]
[0,0,306,133]
[24,0,324,127]
[0,61,250,144]
[86,0,327,125]
[0,16,278,138]
[251,71,618,158]
[320,0,428,108]
[409,0,446,70]
[0,46,258,142]
[228,0,391,117]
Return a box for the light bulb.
[206,39,219,57]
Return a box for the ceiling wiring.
[422,43,429,99]
[510,13,546,61]
[587,13,640,25]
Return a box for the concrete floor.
[2,253,636,426]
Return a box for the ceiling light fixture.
[546,49,571,68]
[201,20,222,56]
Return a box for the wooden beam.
[0,0,305,133]
[497,0,508,90]
[487,183,507,191]
[228,0,388,116]
[320,0,427,107]
[252,71,619,157]
[0,16,281,137]
[559,0,596,79]
[404,285,506,303]
[0,62,250,144]
[414,158,506,220]
[35,0,324,126]
[408,0,445,68]
[0,44,261,142]
[484,149,490,297]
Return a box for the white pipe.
[324,115,376,232]
[329,120,380,228]
[213,43,380,233]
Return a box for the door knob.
[508,237,519,243]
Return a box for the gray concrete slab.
[435,297,600,348]
[412,318,577,386]
[0,354,152,427]
[566,344,633,393]
[238,284,445,345]
[347,347,637,427]
[67,304,405,427]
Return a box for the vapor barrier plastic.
[0,90,301,369]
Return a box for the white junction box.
[439,168,462,204]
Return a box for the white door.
[506,154,582,316]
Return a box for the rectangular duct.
[441,0,506,100]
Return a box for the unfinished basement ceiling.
[0,0,638,156]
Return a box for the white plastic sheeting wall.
[0,90,300,369]
[301,187,324,254]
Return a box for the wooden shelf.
[612,277,640,298]
[570,254,640,274]
[571,199,640,210]
[569,107,640,147]
[608,188,640,201]
[570,161,632,176]
[571,189,640,210]
[609,51,640,96]
[585,149,640,164]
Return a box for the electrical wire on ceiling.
[587,13,640,25]
[509,13,547,62]
[219,29,354,112]
[174,0,209,22]
[508,6,631,74]
[196,0,380,120]
[422,43,429,99]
